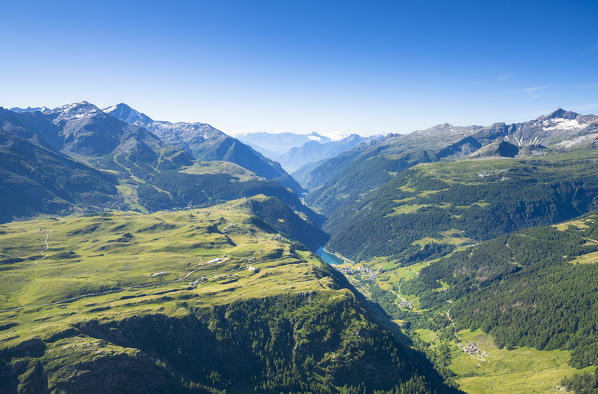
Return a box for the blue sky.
[1,0,597,136]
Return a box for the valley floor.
[329,254,597,393]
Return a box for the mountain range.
[1,102,322,244]
[302,109,598,216]
[103,104,302,192]
[2,103,598,392]
[302,107,598,262]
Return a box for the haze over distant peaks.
[238,131,332,157]
[239,131,373,173]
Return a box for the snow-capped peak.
[104,103,153,127]
[539,108,579,121]
[45,101,104,122]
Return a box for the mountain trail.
[3,229,51,278]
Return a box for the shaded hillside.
[244,196,328,250]
[0,105,321,230]
[0,110,122,222]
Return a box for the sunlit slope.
[0,197,451,393]
[336,213,598,393]
[325,150,598,262]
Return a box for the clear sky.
[1,0,597,137]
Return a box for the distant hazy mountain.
[278,134,369,173]
[10,106,50,113]
[238,131,331,158]
[239,131,372,173]
[105,103,302,192]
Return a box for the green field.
[180,160,260,181]
[0,197,330,344]
[417,329,596,394]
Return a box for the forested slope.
[325,150,598,262]
[401,213,598,368]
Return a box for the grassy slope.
[0,197,449,393]
[0,197,320,337]
[180,160,260,182]
[422,329,595,394]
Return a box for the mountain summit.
[104,103,302,192]
[103,103,153,126]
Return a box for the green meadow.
[0,196,331,346]
[419,329,596,394]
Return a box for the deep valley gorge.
[1,102,597,393]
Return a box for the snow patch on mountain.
[543,118,586,131]
[45,101,104,122]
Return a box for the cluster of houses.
[189,277,207,289]
[458,342,487,359]
[399,298,414,309]
[336,265,380,281]
[206,255,228,264]
[210,273,239,283]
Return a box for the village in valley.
[336,264,380,282]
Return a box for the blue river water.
[315,247,344,265]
